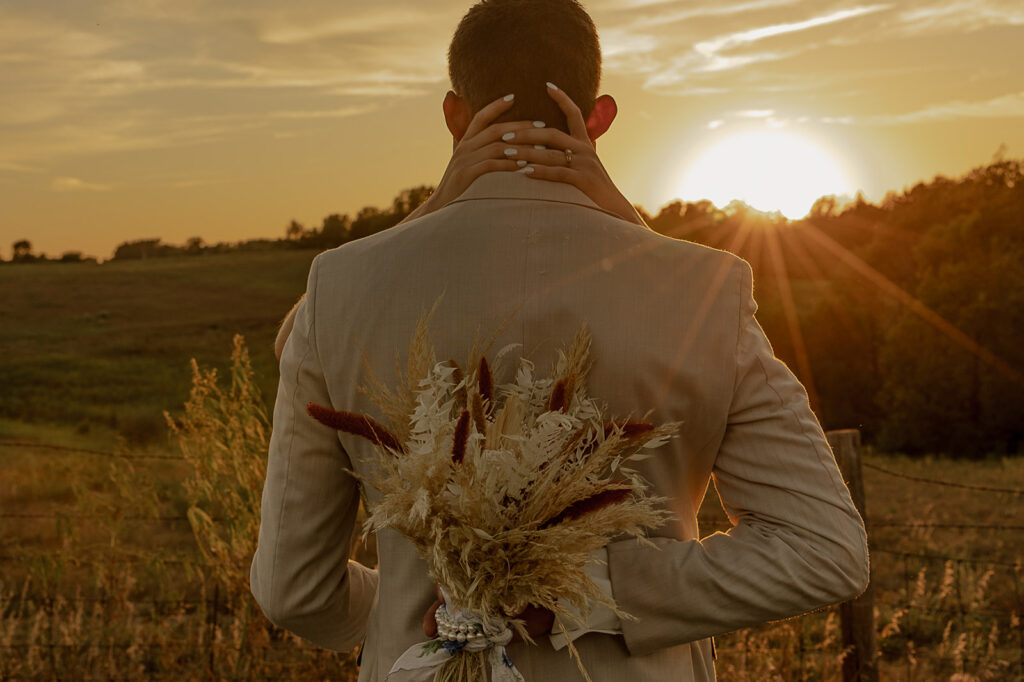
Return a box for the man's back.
[252,172,869,681]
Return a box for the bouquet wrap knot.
[387,589,522,681]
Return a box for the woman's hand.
[497,82,648,227]
[401,94,545,224]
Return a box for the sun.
[679,129,853,218]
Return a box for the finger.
[500,127,587,154]
[463,93,517,140]
[466,140,531,165]
[504,146,582,167]
[423,598,443,638]
[545,82,589,141]
[519,164,584,187]
[460,121,550,154]
[470,158,523,176]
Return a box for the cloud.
[625,0,805,30]
[258,8,437,45]
[694,5,890,54]
[269,105,378,120]
[638,4,891,90]
[51,176,111,192]
[896,0,1024,34]
[869,91,1024,124]
[2,0,1022,174]
[0,2,453,168]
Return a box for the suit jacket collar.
[447,171,621,219]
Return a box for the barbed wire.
[869,522,1024,531]
[6,595,211,607]
[0,440,184,461]
[0,554,192,565]
[1,513,190,522]
[874,597,1020,618]
[7,512,1024,535]
[872,547,1023,568]
[863,461,1024,495]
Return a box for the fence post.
[826,429,879,682]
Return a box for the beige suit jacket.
[251,172,870,681]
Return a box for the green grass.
[0,251,318,442]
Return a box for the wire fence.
[2,438,1023,679]
[862,459,1024,495]
[0,440,184,461]
[8,511,1024,534]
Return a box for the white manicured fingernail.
[503,93,515,102]
[534,144,546,150]
[517,159,527,167]
[504,147,517,156]
[533,121,546,128]
[517,166,535,174]
[546,82,557,90]
[502,132,516,142]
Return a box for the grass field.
[2,254,1022,679]
[0,250,317,443]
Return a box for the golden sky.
[2,0,1023,260]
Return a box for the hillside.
[0,250,318,442]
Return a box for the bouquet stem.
[434,649,488,682]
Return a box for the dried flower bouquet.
[308,316,676,681]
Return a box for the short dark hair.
[448,0,601,132]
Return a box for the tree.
[286,220,304,240]
[878,164,1024,456]
[12,239,33,262]
[319,213,350,247]
[390,185,433,218]
[113,239,164,260]
[186,236,205,253]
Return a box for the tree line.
[5,163,1021,458]
[1,187,433,264]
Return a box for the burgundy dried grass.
[547,379,567,413]
[448,359,467,408]
[470,393,487,435]
[604,421,654,439]
[452,409,471,464]
[478,357,493,413]
[306,402,404,453]
[541,486,633,529]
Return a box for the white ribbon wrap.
[386,594,525,682]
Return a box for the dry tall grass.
[0,337,359,679]
[1,337,1021,680]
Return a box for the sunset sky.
[2,0,1022,260]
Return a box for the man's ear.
[586,94,617,143]
[443,91,473,144]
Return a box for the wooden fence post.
[826,429,879,682]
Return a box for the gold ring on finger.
[565,148,573,166]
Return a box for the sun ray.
[764,228,819,411]
[654,217,758,406]
[802,223,1024,387]
[783,229,864,342]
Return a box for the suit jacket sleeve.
[250,255,378,651]
[606,260,870,657]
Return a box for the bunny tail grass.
[306,402,404,453]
